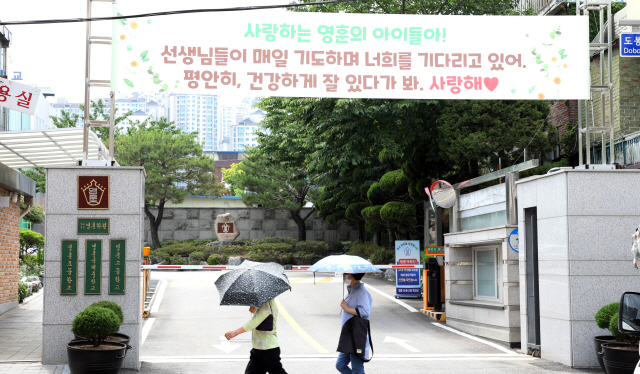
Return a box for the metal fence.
[589,131,640,166]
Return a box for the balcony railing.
[0,26,11,48]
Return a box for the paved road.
[140,270,599,374]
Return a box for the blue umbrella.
[308,255,383,273]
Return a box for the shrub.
[89,301,124,325]
[251,243,295,254]
[189,251,208,262]
[163,242,198,257]
[251,237,298,246]
[18,282,29,303]
[207,254,221,265]
[370,247,394,265]
[219,245,248,255]
[610,312,622,338]
[171,256,187,265]
[72,306,121,347]
[295,241,328,256]
[596,302,620,330]
[348,243,383,259]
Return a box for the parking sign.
[620,33,640,57]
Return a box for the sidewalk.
[0,292,43,362]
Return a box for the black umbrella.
[214,261,291,307]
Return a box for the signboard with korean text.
[85,240,102,295]
[0,78,41,115]
[395,240,421,298]
[109,240,126,295]
[78,176,109,210]
[620,33,640,57]
[60,240,78,295]
[112,11,588,100]
[78,218,110,235]
[426,246,445,256]
[217,222,234,235]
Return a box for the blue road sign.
[508,228,519,253]
[620,33,640,57]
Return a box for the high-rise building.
[168,94,219,152]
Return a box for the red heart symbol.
[484,77,499,92]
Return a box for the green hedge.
[348,243,384,259]
[294,240,328,256]
[370,247,394,264]
[250,243,295,254]
[250,237,298,246]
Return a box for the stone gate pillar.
[43,166,145,370]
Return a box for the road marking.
[274,298,330,354]
[141,354,535,363]
[365,284,419,312]
[141,318,155,346]
[383,336,420,352]
[212,338,242,353]
[431,323,517,355]
[150,280,167,313]
[289,277,311,284]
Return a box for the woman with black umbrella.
[225,298,288,374]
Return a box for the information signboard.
[78,218,110,235]
[60,240,78,295]
[395,240,421,298]
[620,33,640,57]
[85,240,102,295]
[0,78,41,115]
[109,240,126,295]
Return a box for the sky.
[2,0,285,105]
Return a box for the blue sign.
[395,240,422,298]
[508,228,519,253]
[620,33,640,57]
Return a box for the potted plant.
[67,306,130,374]
[595,302,620,372]
[602,312,639,374]
[74,301,130,346]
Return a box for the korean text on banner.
[0,78,41,115]
[395,240,421,298]
[112,12,589,100]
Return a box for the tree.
[290,0,519,16]
[224,147,321,241]
[439,100,558,180]
[19,228,44,257]
[115,117,225,248]
[50,99,134,144]
[20,167,46,193]
[21,204,45,225]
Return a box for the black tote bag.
[337,309,374,362]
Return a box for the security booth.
[442,163,532,348]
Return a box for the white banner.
[0,78,41,115]
[111,11,589,100]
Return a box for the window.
[473,247,500,301]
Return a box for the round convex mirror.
[430,180,456,209]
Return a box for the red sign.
[217,222,234,234]
[398,259,418,265]
[78,176,109,210]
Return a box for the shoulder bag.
[337,309,374,362]
[255,301,274,331]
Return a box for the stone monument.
[43,166,145,370]
[213,213,240,242]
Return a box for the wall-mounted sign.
[78,218,110,235]
[112,11,589,100]
[508,228,519,253]
[109,240,126,295]
[217,222,234,234]
[60,240,78,295]
[426,246,445,256]
[0,78,40,115]
[85,240,102,295]
[620,33,640,58]
[78,176,109,210]
[395,240,421,298]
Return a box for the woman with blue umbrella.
[309,255,381,374]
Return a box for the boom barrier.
[139,264,422,270]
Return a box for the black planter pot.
[602,342,638,374]
[73,333,130,346]
[105,333,130,346]
[594,336,618,373]
[67,340,131,374]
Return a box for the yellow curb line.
[275,298,330,354]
